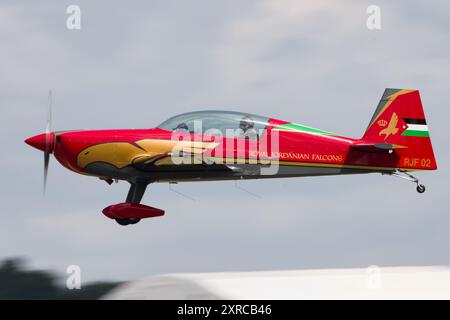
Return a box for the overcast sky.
[1,0,449,283]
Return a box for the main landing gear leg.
[115,180,149,226]
[384,170,426,194]
[126,180,148,204]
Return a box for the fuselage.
[25,109,436,184]
[27,127,405,184]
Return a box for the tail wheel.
[416,184,426,194]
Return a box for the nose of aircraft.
[25,133,54,152]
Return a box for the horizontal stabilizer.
[350,142,407,153]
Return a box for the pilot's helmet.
[174,122,189,132]
[239,116,255,132]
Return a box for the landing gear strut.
[114,180,149,226]
[384,170,426,194]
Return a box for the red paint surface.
[102,203,165,219]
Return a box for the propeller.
[44,90,53,194]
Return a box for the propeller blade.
[46,90,52,134]
[44,151,49,194]
[44,90,53,195]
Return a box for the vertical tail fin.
[362,88,437,170]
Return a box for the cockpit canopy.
[158,111,270,139]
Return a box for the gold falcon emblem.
[379,112,399,140]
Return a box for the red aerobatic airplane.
[26,88,437,225]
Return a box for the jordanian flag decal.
[402,118,429,137]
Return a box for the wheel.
[416,184,426,193]
[115,218,141,225]
[115,218,130,226]
[129,218,141,225]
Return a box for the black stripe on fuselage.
[403,118,427,125]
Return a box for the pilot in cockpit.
[174,122,189,132]
[237,115,258,140]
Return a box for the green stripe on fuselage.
[274,123,336,135]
